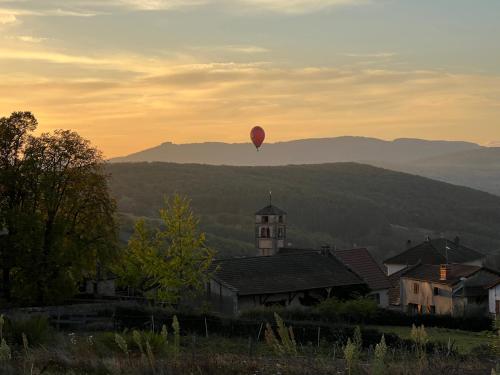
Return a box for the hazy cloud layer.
[1,43,498,156]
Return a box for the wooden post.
[204,317,209,338]
[257,322,264,341]
[317,326,321,348]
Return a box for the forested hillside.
[108,162,500,263]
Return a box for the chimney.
[406,239,412,249]
[425,236,431,242]
[440,264,448,281]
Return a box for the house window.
[433,287,439,296]
[278,215,283,223]
[278,227,284,239]
[413,283,419,294]
[262,216,269,223]
[260,227,267,238]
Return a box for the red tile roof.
[401,263,481,286]
[334,248,391,291]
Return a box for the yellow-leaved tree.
[116,195,215,305]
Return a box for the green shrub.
[5,315,52,346]
[315,297,377,322]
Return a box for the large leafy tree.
[0,112,118,304]
[116,195,215,304]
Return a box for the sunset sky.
[1,0,500,157]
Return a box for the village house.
[384,237,485,276]
[384,237,486,307]
[400,263,499,316]
[487,278,500,317]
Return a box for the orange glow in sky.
[1,1,499,157]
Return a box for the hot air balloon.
[250,126,265,150]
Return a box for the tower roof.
[255,204,287,216]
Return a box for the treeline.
[0,112,117,304]
[0,112,215,306]
[107,162,500,262]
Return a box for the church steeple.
[255,198,287,256]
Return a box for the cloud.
[16,35,47,43]
[235,0,369,13]
[2,0,367,15]
[341,52,397,58]
[0,12,16,24]
[0,6,98,19]
[190,45,270,54]
[100,0,207,10]
[2,48,499,157]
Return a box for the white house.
[488,279,500,316]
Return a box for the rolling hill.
[107,162,500,265]
[109,136,500,197]
[377,147,500,196]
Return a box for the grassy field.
[371,325,495,354]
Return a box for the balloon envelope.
[250,126,265,149]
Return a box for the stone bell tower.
[255,193,287,256]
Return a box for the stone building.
[399,263,498,316]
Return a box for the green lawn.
[369,325,495,354]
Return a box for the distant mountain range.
[109,136,500,195]
[110,136,481,165]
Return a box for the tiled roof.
[384,238,484,266]
[211,252,365,296]
[334,248,391,291]
[255,205,287,216]
[487,277,500,289]
[401,263,481,286]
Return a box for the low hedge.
[112,305,456,355]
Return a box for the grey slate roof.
[334,248,391,291]
[255,205,287,216]
[384,238,484,266]
[211,252,365,296]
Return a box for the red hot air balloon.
[250,126,265,150]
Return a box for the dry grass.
[0,332,494,375]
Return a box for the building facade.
[255,204,287,256]
[400,264,498,316]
